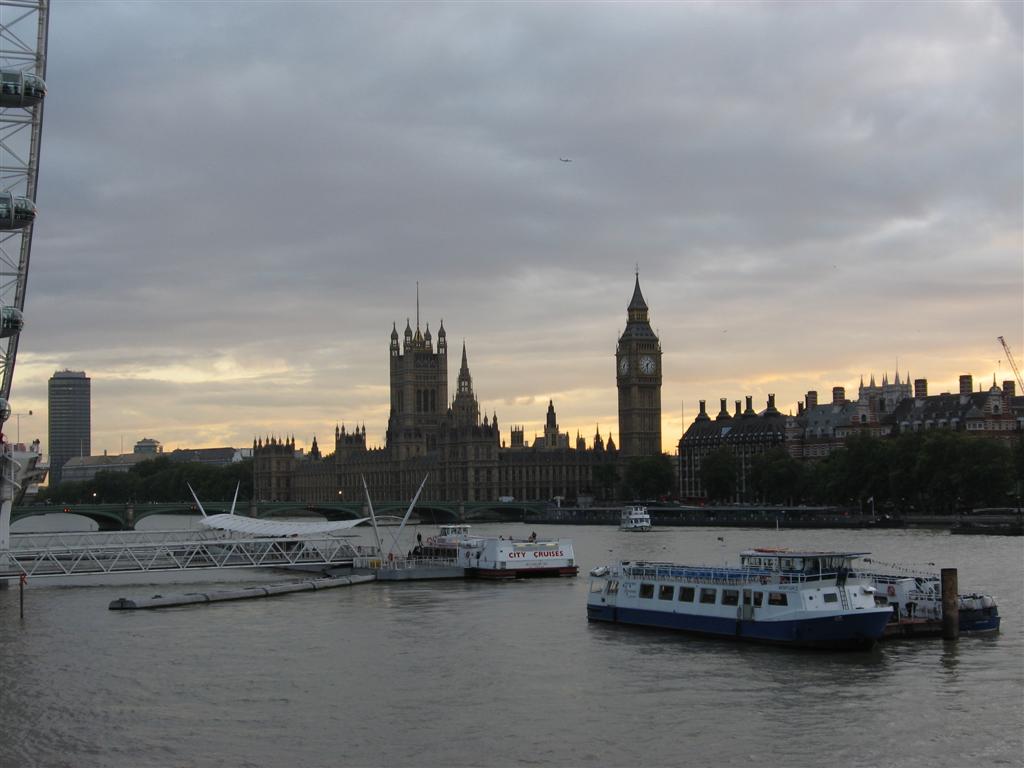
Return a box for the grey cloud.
[17,1,1022,454]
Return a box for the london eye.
[0,0,47,556]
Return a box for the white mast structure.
[0,0,48,563]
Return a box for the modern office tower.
[47,369,91,487]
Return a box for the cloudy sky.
[10,1,1023,457]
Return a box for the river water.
[1,516,1021,768]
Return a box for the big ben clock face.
[619,357,629,375]
[640,356,656,374]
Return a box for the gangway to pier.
[0,528,369,579]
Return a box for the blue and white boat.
[586,549,893,649]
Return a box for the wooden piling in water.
[941,568,959,641]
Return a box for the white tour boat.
[419,524,577,579]
[587,549,893,649]
[620,505,652,532]
[860,570,1000,634]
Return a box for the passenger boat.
[418,524,577,579]
[586,549,893,649]
[620,505,652,532]
[862,571,1000,634]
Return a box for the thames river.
[1,517,1021,768]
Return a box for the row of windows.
[636,582,790,607]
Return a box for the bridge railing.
[353,555,460,570]
[2,531,360,578]
[8,529,227,550]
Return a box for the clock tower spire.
[616,272,662,458]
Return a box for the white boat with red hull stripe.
[418,524,577,579]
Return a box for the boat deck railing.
[622,562,773,585]
[620,561,857,586]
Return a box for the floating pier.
[369,565,464,581]
[108,574,375,610]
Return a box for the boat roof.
[741,548,871,558]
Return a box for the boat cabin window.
[781,559,794,570]
[768,592,788,606]
[590,581,605,594]
[658,585,674,601]
[721,589,739,606]
[639,583,655,599]
[753,592,764,607]
[607,580,619,595]
[678,586,695,603]
[823,592,838,603]
[700,588,717,604]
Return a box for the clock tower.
[616,272,662,458]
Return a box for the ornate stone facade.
[678,372,1024,501]
[252,291,634,503]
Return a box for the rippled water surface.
[1,519,1022,767]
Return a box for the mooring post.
[941,567,959,641]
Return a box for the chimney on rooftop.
[959,375,973,395]
[914,378,928,399]
[1002,380,1015,399]
[695,400,709,422]
[832,386,845,406]
[806,390,818,409]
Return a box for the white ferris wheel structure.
[0,0,48,557]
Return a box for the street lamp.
[12,409,31,444]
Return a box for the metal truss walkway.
[0,529,367,579]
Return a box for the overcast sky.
[11,1,1023,457]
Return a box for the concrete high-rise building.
[47,369,90,487]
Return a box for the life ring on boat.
[887,585,896,597]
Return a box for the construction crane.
[998,336,1024,391]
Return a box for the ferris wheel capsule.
[0,191,36,230]
[0,306,23,338]
[0,396,9,423]
[0,70,46,108]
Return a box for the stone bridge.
[11,500,551,531]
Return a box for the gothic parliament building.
[253,276,662,504]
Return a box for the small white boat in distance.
[620,505,651,532]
